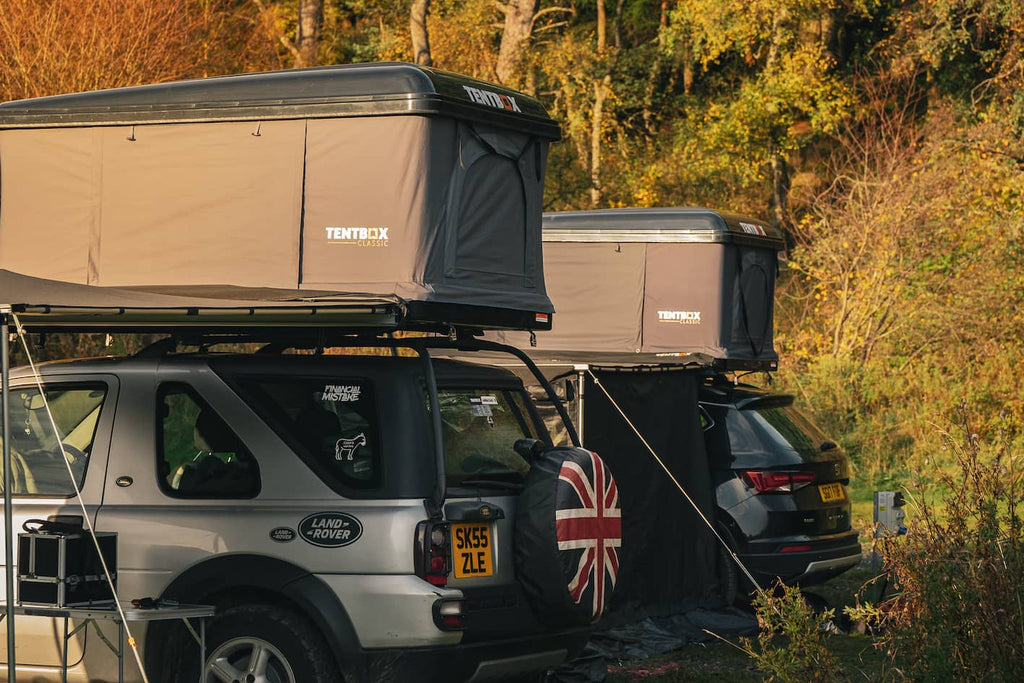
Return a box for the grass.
[602,481,894,682]
[606,641,758,682]
[605,632,887,682]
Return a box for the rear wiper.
[455,478,525,491]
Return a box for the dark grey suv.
[700,377,862,602]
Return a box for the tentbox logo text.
[325,226,389,248]
[739,222,768,236]
[657,310,702,325]
[462,85,522,112]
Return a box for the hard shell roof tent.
[0,63,560,332]
[495,207,784,369]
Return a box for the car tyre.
[718,541,741,607]
[158,603,339,683]
[515,447,621,628]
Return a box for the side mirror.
[513,438,545,461]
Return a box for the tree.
[410,0,433,65]
[250,0,325,67]
[496,0,538,86]
[296,0,324,66]
[633,0,853,224]
[588,0,625,207]
[0,0,268,100]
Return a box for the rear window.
[727,402,832,459]
[439,388,539,488]
[158,383,260,499]
[231,377,381,490]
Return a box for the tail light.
[415,520,451,587]
[433,598,466,630]
[779,544,812,553]
[741,470,816,493]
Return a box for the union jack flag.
[555,449,621,621]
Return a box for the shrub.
[742,583,848,683]
[872,402,1024,681]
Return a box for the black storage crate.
[17,531,117,607]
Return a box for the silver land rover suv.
[1,339,600,682]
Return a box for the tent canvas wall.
[494,208,784,366]
[580,369,720,615]
[0,63,560,330]
[510,363,721,614]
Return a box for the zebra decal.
[335,433,367,461]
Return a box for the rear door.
[0,376,116,668]
[438,382,541,593]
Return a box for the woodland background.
[2,0,1023,488]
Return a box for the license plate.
[819,482,845,503]
[452,522,494,579]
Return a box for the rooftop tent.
[494,207,784,368]
[0,63,560,331]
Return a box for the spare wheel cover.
[515,447,622,627]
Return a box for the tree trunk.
[589,0,621,207]
[642,0,669,130]
[496,0,538,86]
[769,147,790,229]
[766,7,790,228]
[682,60,694,94]
[590,75,610,207]
[410,0,432,66]
[296,0,323,67]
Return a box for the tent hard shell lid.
[494,207,784,369]
[0,63,559,332]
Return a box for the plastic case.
[17,531,117,607]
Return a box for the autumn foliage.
[0,0,281,101]
[1,0,1023,485]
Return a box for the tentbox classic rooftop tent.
[0,64,569,677]
[495,207,784,368]
[0,63,560,331]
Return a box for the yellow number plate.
[819,482,845,503]
[452,522,494,579]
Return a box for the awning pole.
[574,365,587,448]
[417,348,445,509]
[1,311,16,682]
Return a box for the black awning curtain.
[583,369,720,619]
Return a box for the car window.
[0,384,106,496]
[728,402,831,459]
[158,383,260,498]
[438,388,537,487]
[229,377,381,489]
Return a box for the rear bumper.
[348,628,591,683]
[738,530,862,586]
[319,574,591,682]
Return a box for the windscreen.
[438,388,539,488]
